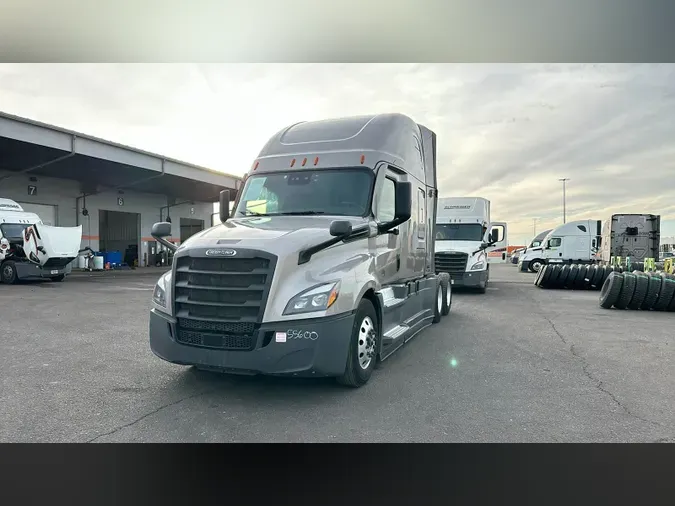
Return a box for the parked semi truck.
[0,198,82,284]
[517,228,552,272]
[148,113,452,387]
[519,213,660,273]
[434,197,507,293]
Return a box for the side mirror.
[490,228,499,243]
[220,190,230,222]
[394,182,412,223]
[151,222,171,238]
[151,221,177,252]
[330,220,353,237]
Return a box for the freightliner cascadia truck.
[148,113,452,387]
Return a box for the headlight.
[284,282,340,315]
[471,261,486,270]
[152,271,171,313]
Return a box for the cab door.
[487,222,508,263]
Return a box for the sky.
[1,63,674,246]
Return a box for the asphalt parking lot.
[1,264,674,443]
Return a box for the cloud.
[1,63,674,244]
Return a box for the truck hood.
[179,215,370,253]
[23,224,82,266]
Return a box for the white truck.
[519,219,601,272]
[599,213,660,262]
[517,228,552,272]
[434,197,508,293]
[0,198,82,284]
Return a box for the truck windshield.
[435,223,484,241]
[0,223,29,240]
[234,169,373,217]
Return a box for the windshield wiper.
[239,210,269,217]
[274,211,325,216]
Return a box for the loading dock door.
[99,210,140,264]
[18,202,57,226]
[180,218,204,242]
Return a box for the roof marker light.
[314,157,319,166]
[301,157,307,167]
[360,154,365,164]
[253,161,259,171]
[290,158,296,167]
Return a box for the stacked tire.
[599,271,675,311]
[535,264,623,291]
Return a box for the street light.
[558,178,570,224]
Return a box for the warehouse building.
[0,111,241,267]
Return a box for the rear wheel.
[1,260,18,285]
[337,299,379,388]
[433,281,443,324]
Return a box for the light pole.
[558,178,570,224]
[532,217,538,236]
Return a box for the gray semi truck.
[148,113,451,387]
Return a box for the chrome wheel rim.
[532,261,542,272]
[357,316,376,370]
[437,287,443,313]
[446,283,452,306]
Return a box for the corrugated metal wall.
[100,210,139,250]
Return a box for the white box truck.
[0,198,82,283]
[148,113,452,388]
[434,197,507,293]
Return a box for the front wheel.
[1,260,18,284]
[529,259,544,273]
[477,267,489,293]
[51,274,65,282]
[337,299,379,388]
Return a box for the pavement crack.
[541,311,661,427]
[85,389,214,443]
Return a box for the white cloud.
[1,63,674,244]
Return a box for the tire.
[534,265,546,286]
[529,259,544,273]
[653,274,675,311]
[641,273,663,310]
[557,265,571,288]
[599,272,624,309]
[541,265,554,288]
[575,265,590,290]
[441,274,451,316]
[337,299,379,387]
[433,280,443,324]
[566,264,580,289]
[51,274,66,282]
[548,265,562,288]
[614,272,636,309]
[588,265,603,289]
[628,272,649,310]
[1,260,18,285]
[477,267,489,294]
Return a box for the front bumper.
[149,309,355,378]
[449,269,488,287]
[15,262,71,280]
[519,260,531,272]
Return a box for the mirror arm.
[153,235,178,252]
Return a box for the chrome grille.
[173,252,276,351]
[435,252,468,275]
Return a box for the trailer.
[148,113,451,387]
